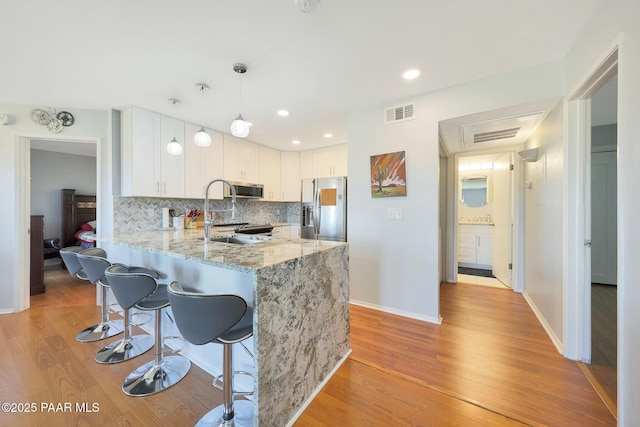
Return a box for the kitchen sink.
[204,235,271,245]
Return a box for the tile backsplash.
[114,196,301,234]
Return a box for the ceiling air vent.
[385,103,415,124]
[473,127,520,144]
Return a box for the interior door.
[492,152,513,286]
[591,150,617,285]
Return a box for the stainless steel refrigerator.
[301,177,347,241]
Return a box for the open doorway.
[585,73,618,414]
[28,138,97,297]
[456,151,513,289]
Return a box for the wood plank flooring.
[0,266,615,426]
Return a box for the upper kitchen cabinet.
[312,144,347,177]
[299,150,313,180]
[281,151,300,202]
[258,145,281,201]
[223,135,258,183]
[184,123,223,200]
[121,106,185,198]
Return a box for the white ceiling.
[2,0,599,153]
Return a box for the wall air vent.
[473,127,520,144]
[385,103,415,124]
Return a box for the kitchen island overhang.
[98,229,350,427]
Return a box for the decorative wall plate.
[46,118,63,133]
[56,111,75,126]
[31,109,51,125]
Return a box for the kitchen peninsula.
[99,228,349,427]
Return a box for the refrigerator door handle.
[313,187,321,238]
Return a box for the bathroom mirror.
[460,175,492,207]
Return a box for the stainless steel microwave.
[224,181,264,199]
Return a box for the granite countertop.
[98,228,346,274]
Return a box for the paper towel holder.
[517,147,539,162]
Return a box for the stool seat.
[106,266,190,397]
[61,246,123,342]
[168,281,254,427]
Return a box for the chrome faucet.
[204,179,237,241]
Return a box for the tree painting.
[370,151,406,198]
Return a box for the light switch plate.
[387,207,403,220]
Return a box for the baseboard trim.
[522,291,563,354]
[350,299,443,325]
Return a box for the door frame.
[563,45,618,362]
[16,135,101,311]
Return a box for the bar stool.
[167,281,254,427]
[105,265,191,397]
[59,246,123,342]
[76,252,157,364]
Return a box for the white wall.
[522,102,565,348]
[30,149,97,240]
[347,60,564,322]
[563,0,640,423]
[0,103,110,313]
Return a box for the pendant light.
[230,63,250,138]
[194,83,212,147]
[166,98,183,155]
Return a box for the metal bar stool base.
[75,320,124,342]
[95,334,154,364]
[196,400,254,427]
[122,355,190,397]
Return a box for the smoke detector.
[295,0,319,13]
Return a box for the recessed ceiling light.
[277,110,290,117]
[403,69,421,80]
[292,140,301,145]
[323,133,333,138]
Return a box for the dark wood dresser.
[30,215,45,295]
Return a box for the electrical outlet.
[387,207,403,220]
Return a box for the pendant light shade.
[194,83,212,147]
[230,114,250,138]
[194,126,211,146]
[167,137,183,155]
[230,63,250,138]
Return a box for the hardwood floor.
[0,267,615,426]
[298,282,615,426]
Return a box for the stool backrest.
[167,281,247,346]
[59,246,85,277]
[104,265,159,310]
[77,250,111,285]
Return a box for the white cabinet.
[121,106,185,198]
[272,224,301,239]
[184,123,224,200]
[223,135,258,182]
[299,150,314,180]
[458,224,493,268]
[312,144,347,177]
[280,151,300,202]
[258,145,281,201]
[160,115,185,197]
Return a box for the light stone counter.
[98,229,350,427]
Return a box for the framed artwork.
[370,150,406,198]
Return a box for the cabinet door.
[299,150,313,180]
[280,151,300,202]
[184,123,224,199]
[160,115,185,197]
[259,145,281,201]
[476,230,494,266]
[457,227,477,264]
[224,135,258,182]
[313,144,348,177]
[332,144,348,176]
[122,107,161,196]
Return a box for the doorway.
[21,137,98,306]
[455,151,514,289]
